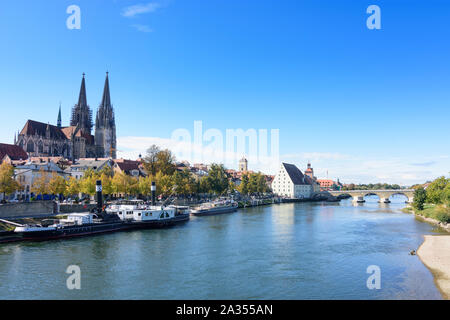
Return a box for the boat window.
[138,213,141,216]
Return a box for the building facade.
[271,163,315,199]
[15,73,117,161]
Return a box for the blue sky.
[0,0,449,184]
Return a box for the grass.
[414,204,450,223]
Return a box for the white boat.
[105,200,190,224]
[190,199,238,216]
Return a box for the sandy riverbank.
[417,235,450,300]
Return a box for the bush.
[434,206,450,223]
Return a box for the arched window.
[38,141,44,153]
[27,140,34,152]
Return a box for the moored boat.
[190,199,238,216]
[12,181,189,242]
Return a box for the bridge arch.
[329,189,415,204]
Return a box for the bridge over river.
[329,189,415,203]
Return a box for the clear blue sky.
[0,0,449,184]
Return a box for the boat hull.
[12,214,190,242]
[191,206,237,216]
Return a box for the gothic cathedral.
[15,73,117,160]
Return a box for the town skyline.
[0,1,449,184]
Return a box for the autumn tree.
[80,174,97,196]
[31,167,51,198]
[65,177,80,197]
[0,162,19,200]
[48,173,67,197]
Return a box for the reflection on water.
[0,195,444,300]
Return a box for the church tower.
[95,72,117,159]
[57,103,62,128]
[70,73,93,132]
[239,157,248,172]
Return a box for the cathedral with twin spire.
[15,73,117,160]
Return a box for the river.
[0,195,444,299]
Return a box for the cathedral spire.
[57,103,62,128]
[70,73,93,132]
[78,73,87,107]
[100,72,111,109]
[95,72,117,159]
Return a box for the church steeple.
[100,72,111,110]
[70,73,93,132]
[95,72,117,159]
[57,103,62,128]
[78,73,87,108]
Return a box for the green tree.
[206,164,229,195]
[239,173,250,195]
[413,187,427,211]
[426,176,449,204]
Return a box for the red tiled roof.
[114,160,141,174]
[0,143,28,161]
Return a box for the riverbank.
[402,205,450,232]
[417,235,450,300]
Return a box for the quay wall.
[59,204,96,214]
[0,201,55,219]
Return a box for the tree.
[157,172,174,197]
[0,162,19,200]
[31,167,51,198]
[65,177,80,197]
[156,149,176,175]
[426,176,449,204]
[48,173,67,197]
[100,173,113,195]
[138,176,153,197]
[239,173,250,195]
[413,187,427,211]
[80,174,97,196]
[143,145,160,176]
[111,172,128,197]
[443,184,450,207]
[206,164,229,195]
[248,173,259,195]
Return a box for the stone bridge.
[329,189,415,203]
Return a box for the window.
[26,140,34,152]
